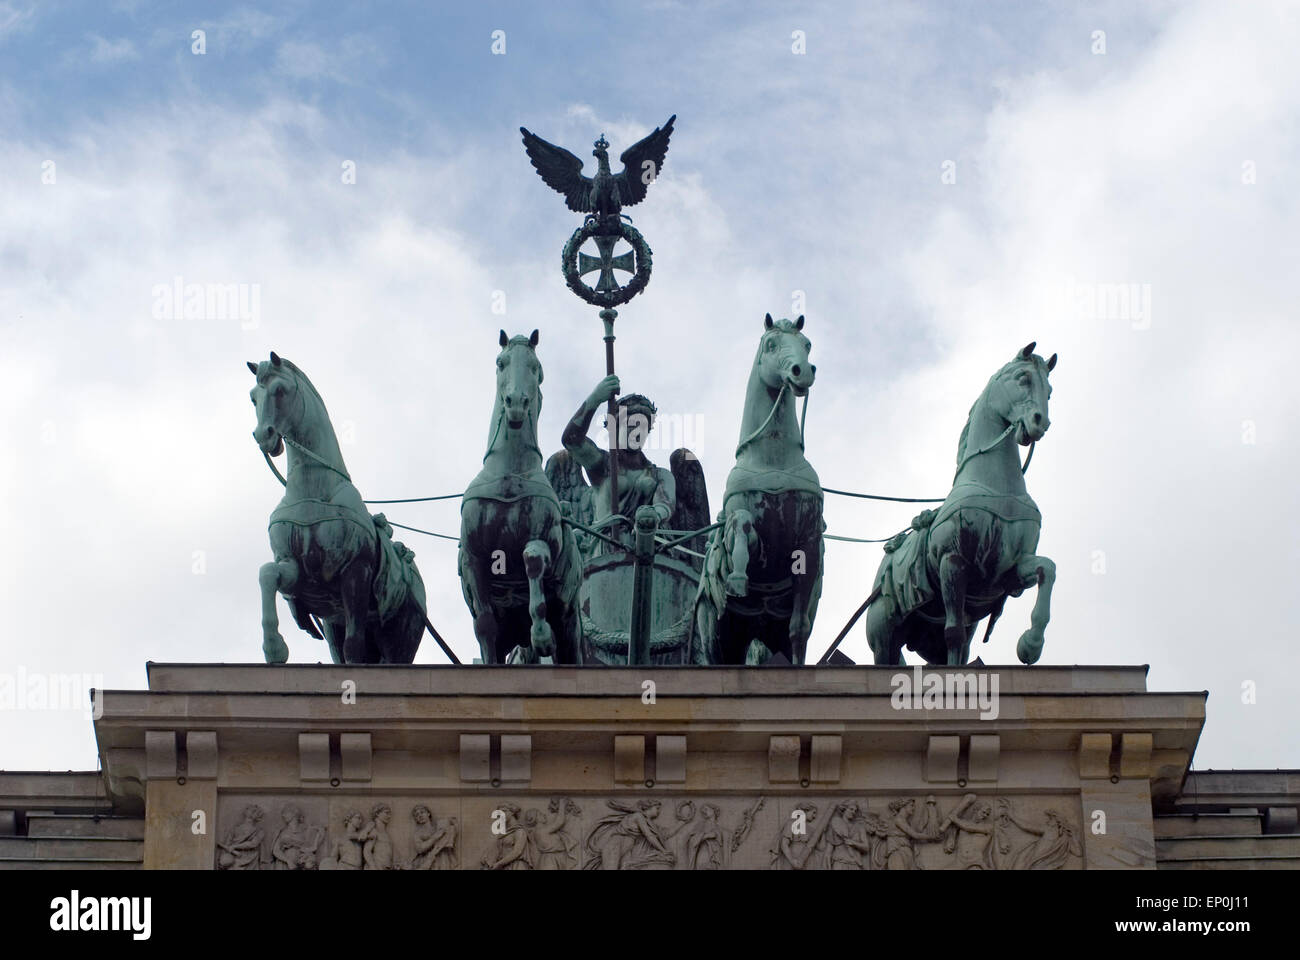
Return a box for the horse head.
[992,342,1057,446]
[496,329,543,431]
[758,314,815,396]
[247,351,300,457]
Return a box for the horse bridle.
[952,423,1036,484]
[736,379,811,455]
[259,373,352,488]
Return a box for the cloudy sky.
[1,1,1296,772]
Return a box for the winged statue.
[520,115,676,221]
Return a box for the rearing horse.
[867,342,1057,666]
[249,352,427,664]
[459,330,582,664]
[695,314,824,664]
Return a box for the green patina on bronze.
[248,352,427,664]
[866,343,1058,666]
[546,375,710,666]
[517,115,706,666]
[244,113,1062,672]
[457,330,583,665]
[694,315,824,665]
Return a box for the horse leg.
[323,617,345,664]
[1013,555,1055,664]
[866,593,904,665]
[787,537,822,665]
[938,553,969,666]
[522,540,555,663]
[380,599,424,665]
[338,560,374,664]
[552,527,582,665]
[462,548,500,664]
[725,508,755,597]
[259,558,298,663]
[693,585,720,665]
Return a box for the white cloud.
[0,2,34,44]
[86,34,138,64]
[0,0,1295,772]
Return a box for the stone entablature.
[87,663,1206,869]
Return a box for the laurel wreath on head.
[561,219,653,308]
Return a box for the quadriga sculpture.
[248,352,427,664]
[458,330,582,664]
[866,343,1057,666]
[694,314,824,664]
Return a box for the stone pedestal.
[90,664,1205,870]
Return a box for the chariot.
[246,115,1058,670]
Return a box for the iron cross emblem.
[578,235,635,293]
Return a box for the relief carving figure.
[431,818,460,870]
[911,795,946,842]
[771,803,820,870]
[217,804,265,870]
[1002,804,1082,870]
[532,798,581,870]
[324,810,365,870]
[271,804,325,870]
[824,801,875,870]
[361,803,395,870]
[940,796,996,870]
[481,803,535,870]
[762,795,1078,871]
[409,806,459,871]
[866,798,931,870]
[584,799,675,870]
[683,803,726,870]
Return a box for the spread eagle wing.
[668,447,710,569]
[614,114,675,208]
[520,127,592,212]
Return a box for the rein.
[735,380,809,455]
[261,435,352,488]
[482,402,544,465]
[952,422,1036,484]
[258,372,352,488]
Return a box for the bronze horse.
[249,352,427,664]
[866,343,1057,666]
[695,315,824,664]
[458,330,583,664]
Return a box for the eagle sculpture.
[520,115,675,220]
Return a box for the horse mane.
[954,354,1052,466]
[276,358,326,409]
[954,401,977,468]
[954,359,1018,467]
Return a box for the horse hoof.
[725,573,749,597]
[530,622,555,658]
[1017,630,1044,664]
[262,634,289,664]
[506,644,536,665]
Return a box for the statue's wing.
[520,127,592,212]
[669,448,709,531]
[668,448,710,566]
[614,114,675,207]
[545,449,592,526]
